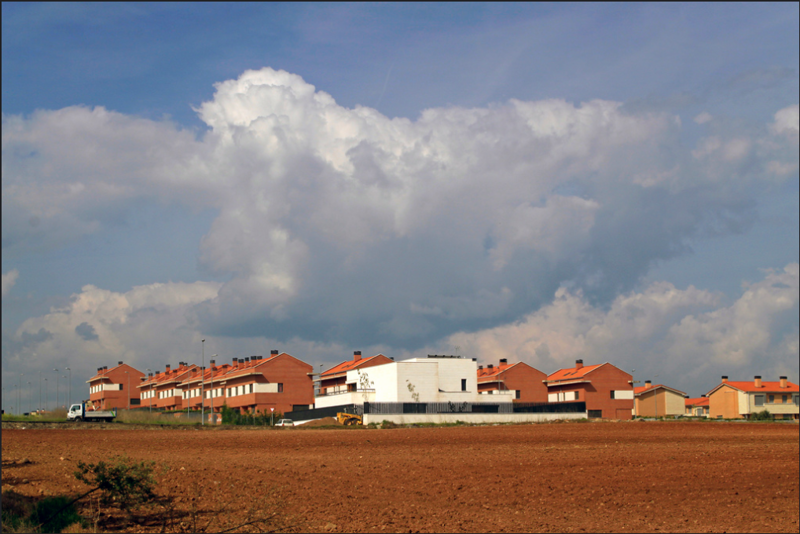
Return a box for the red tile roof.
[138,364,198,388]
[87,363,143,383]
[221,354,281,381]
[477,362,518,381]
[685,397,710,407]
[634,384,687,396]
[321,354,391,377]
[546,363,604,383]
[710,380,799,394]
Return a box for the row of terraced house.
[85,351,799,421]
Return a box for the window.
[461,379,467,392]
[119,384,123,390]
[768,395,774,404]
[588,410,602,418]
[610,391,616,399]
[574,391,580,400]
[249,384,254,394]
[793,395,799,406]
[754,395,765,407]
[278,383,284,393]
[782,395,788,403]
[515,390,521,400]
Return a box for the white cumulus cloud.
[2,269,19,297]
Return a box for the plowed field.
[2,421,798,533]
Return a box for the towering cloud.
[2,68,798,351]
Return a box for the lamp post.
[44,378,48,412]
[146,369,152,413]
[210,354,217,425]
[53,368,59,410]
[65,367,71,408]
[630,369,638,418]
[187,367,191,420]
[27,382,32,414]
[39,370,43,414]
[201,339,205,426]
[18,373,23,415]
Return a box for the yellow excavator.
[336,412,362,426]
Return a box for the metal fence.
[287,403,363,422]
[362,401,585,415]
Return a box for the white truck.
[67,402,117,422]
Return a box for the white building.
[314,355,516,409]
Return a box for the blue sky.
[2,3,798,411]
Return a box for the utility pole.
[54,368,59,409]
[65,367,71,408]
[210,354,217,425]
[201,339,205,425]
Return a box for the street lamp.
[18,373,23,415]
[44,378,48,412]
[54,368,59,410]
[201,339,205,426]
[65,367,71,408]
[39,370,43,414]
[146,369,152,413]
[27,382,32,414]
[630,369,638,418]
[210,354,217,425]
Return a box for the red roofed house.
[137,362,198,411]
[87,362,144,410]
[633,380,687,418]
[206,350,314,415]
[707,376,799,420]
[685,396,710,417]
[477,358,548,402]
[316,351,393,406]
[181,359,232,414]
[545,359,633,419]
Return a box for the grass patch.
[1,490,86,533]
[2,409,68,423]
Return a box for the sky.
[2,3,798,412]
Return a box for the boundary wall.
[363,412,587,425]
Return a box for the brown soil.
[2,421,798,533]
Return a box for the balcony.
[315,389,375,409]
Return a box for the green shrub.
[32,496,85,533]
[74,456,157,511]
[220,404,282,426]
[751,410,773,421]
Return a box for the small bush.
[220,404,282,426]
[74,456,158,511]
[751,410,773,421]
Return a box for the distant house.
[707,376,799,420]
[205,351,314,415]
[685,396,710,417]
[633,381,686,417]
[86,362,144,410]
[544,360,633,419]
[315,351,394,406]
[137,363,198,411]
[477,359,548,402]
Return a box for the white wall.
[363,412,586,425]
[337,357,511,405]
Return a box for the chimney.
[245,357,250,362]
[500,359,508,365]
[390,357,394,361]
[575,359,584,369]
[645,380,652,389]
[103,366,108,371]
[754,376,762,388]
[271,349,279,355]
[354,350,362,362]
[478,365,484,370]
[721,376,728,384]
[780,376,788,389]
[118,361,123,365]
[488,364,494,369]
[210,360,216,370]
[700,394,706,398]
